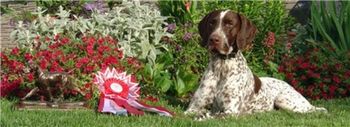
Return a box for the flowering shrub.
[278,40,350,100]
[11,1,171,65]
[0,34,140,102]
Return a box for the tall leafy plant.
[158,0,198,24]
[310,1,350,56]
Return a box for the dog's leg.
[185,69,218,116]
[274,83,327,113]
[21,87,39,100]
[46,87,54,102]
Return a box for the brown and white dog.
[185,10,327,120]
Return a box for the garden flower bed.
[0,0,349,125]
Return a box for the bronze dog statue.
[21,64,85,103]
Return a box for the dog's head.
[198,10,257,55]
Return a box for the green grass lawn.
[1,98,350,127]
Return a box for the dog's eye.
[209,20,216,26]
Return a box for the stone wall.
[1,2,37,49]
[0,1,297,49]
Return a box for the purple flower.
[182,32,192,42]
[84,0,105,12]
[166,23,176,33]
[84,3,96,11]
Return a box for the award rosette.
[94,67,173,117]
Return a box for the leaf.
[155,74,172,92]
[181,72,199,93]
[175,74,186,96]
[143,64,153,78]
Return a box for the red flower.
[345,70,350,78]
[300,75,307,80]
[332,76,341,84]
[85,65,95,73]
[45,37,50,42]
[118,51,123,59]
[184,1,191,12]
[88,37,96,45]
[87,45,94,56]
[285,73,293,80]
[335,63,342,70]
[307,70,320,79]
[71,90,78,95]
[11,47,19,55]
[329,85,337,98]
[98,38,104,44]
[35,35,40,40]
[54,34,60,41]
[278,65,284,72]
[49,61,60,72]
[300,62,309,69]
[0,52,8,61]
[27,73,34,82]
[84,83,91,89]
[40,59,47,69]
[104,56,118,66]
[84,93,92,100]
[263,32,275,48]
[24,53,33,61]
[60,37,70,45]
[290,79,298,86]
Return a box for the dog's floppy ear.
[198,13,211,47]
[198,10,221,47]
[236,14,257,50]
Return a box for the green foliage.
[138,23,208,97]
[10,1,171,65]
[310,1,350,56]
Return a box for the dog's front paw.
[315,107,328,113]
[184,108,201,115]
[194,112,213,121]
